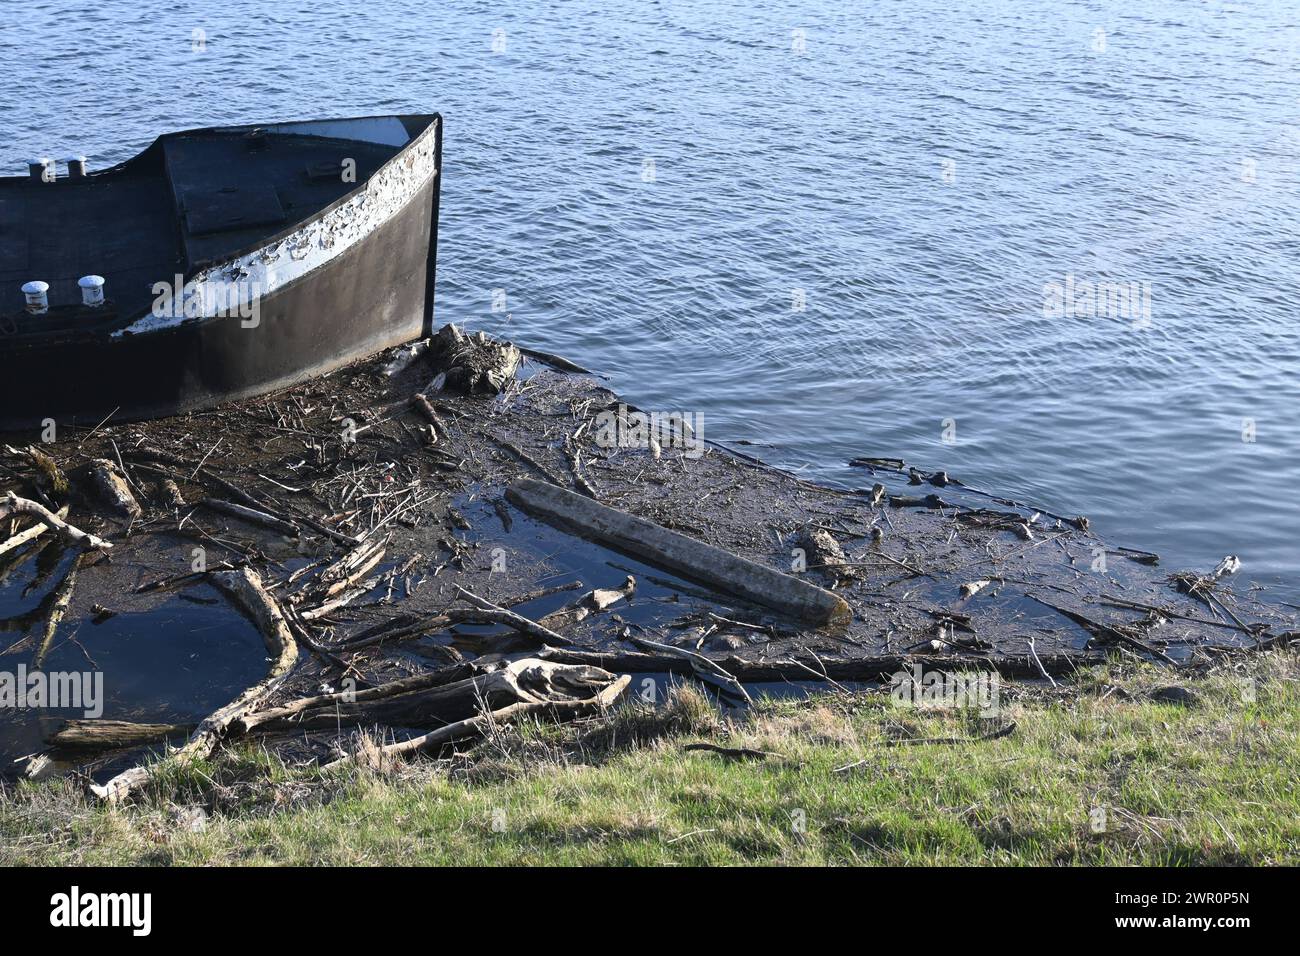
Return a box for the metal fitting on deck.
[66,156,88,179]
[28,158,54,183]
[21,281,50,314]
[79,275,106,307]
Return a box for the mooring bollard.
[28,158,54,183]
[78,275,106,307]
[21,280,50,314]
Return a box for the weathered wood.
[538,646,1109,683]
[91,567,299,804]
[323,661,630,768]
[201,497,300,537]
[0,504,68,558]
[254,657,623,735]
[32,554,83,669]
[0,493,111,551]
[451,584,572,645]
[630,636,752,705]
[234,662,475,735]
[505,479,852,627]
[47,720,195,751]
[87,459,142,521]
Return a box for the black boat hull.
[0,114,441,433]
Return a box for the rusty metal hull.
[0,114,441,432]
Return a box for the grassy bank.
[2,650,1297,866]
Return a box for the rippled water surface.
[4,0,1298,587]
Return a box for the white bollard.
[22,280,50,314]
[28,158,54,183]
[78,275,106,307]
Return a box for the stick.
[630,636,753,705]
[201,498,301,537]
[0,505,67,558]
[450,584,572,645]
[683,742,783,760]
[0,493,112,550]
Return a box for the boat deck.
[0,131,401,333]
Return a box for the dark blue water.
[4,0,1298,588]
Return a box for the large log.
[324,662,630,768]
[505,479,852,627]
[233,662,475,735]
[538,646,1110,682]
[248,658,617,734]
[47,720,195,751]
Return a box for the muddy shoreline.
[2,326,1295,787]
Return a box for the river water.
[4,0,1298,589]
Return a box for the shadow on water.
[0,544,268,775]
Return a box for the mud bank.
[1,326,1294,792]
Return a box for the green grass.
[3,651,1298,865]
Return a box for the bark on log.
[90,567,299,804]
[87,459,142,521]
[505,479,852,627]
[32,554,83,669]
[0,493,111,551]
[47,720,195,751]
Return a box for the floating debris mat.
[0,325,1295,792]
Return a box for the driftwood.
[631,636,753,705]
[32,554,84,669]
[1028,594,1178,666]
[91,567,299,804]
[798,525,857,587]
[201,497,300,537]
[86,459,142,521]
[252,657,622,736]
[539,646,1109,683]
[128,448,359,546]
[0,492,112,551]
[0,504,68,558]
[538,575,636,630]
[323,659,630,768]
[335,612,452,650]
[450,584,572,645]
[47,719,195,751]
[683,742,784,761]
[832,722,1018,772]
[426,323,522,395]
[505,479,852,627]
[234,662,476,734]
